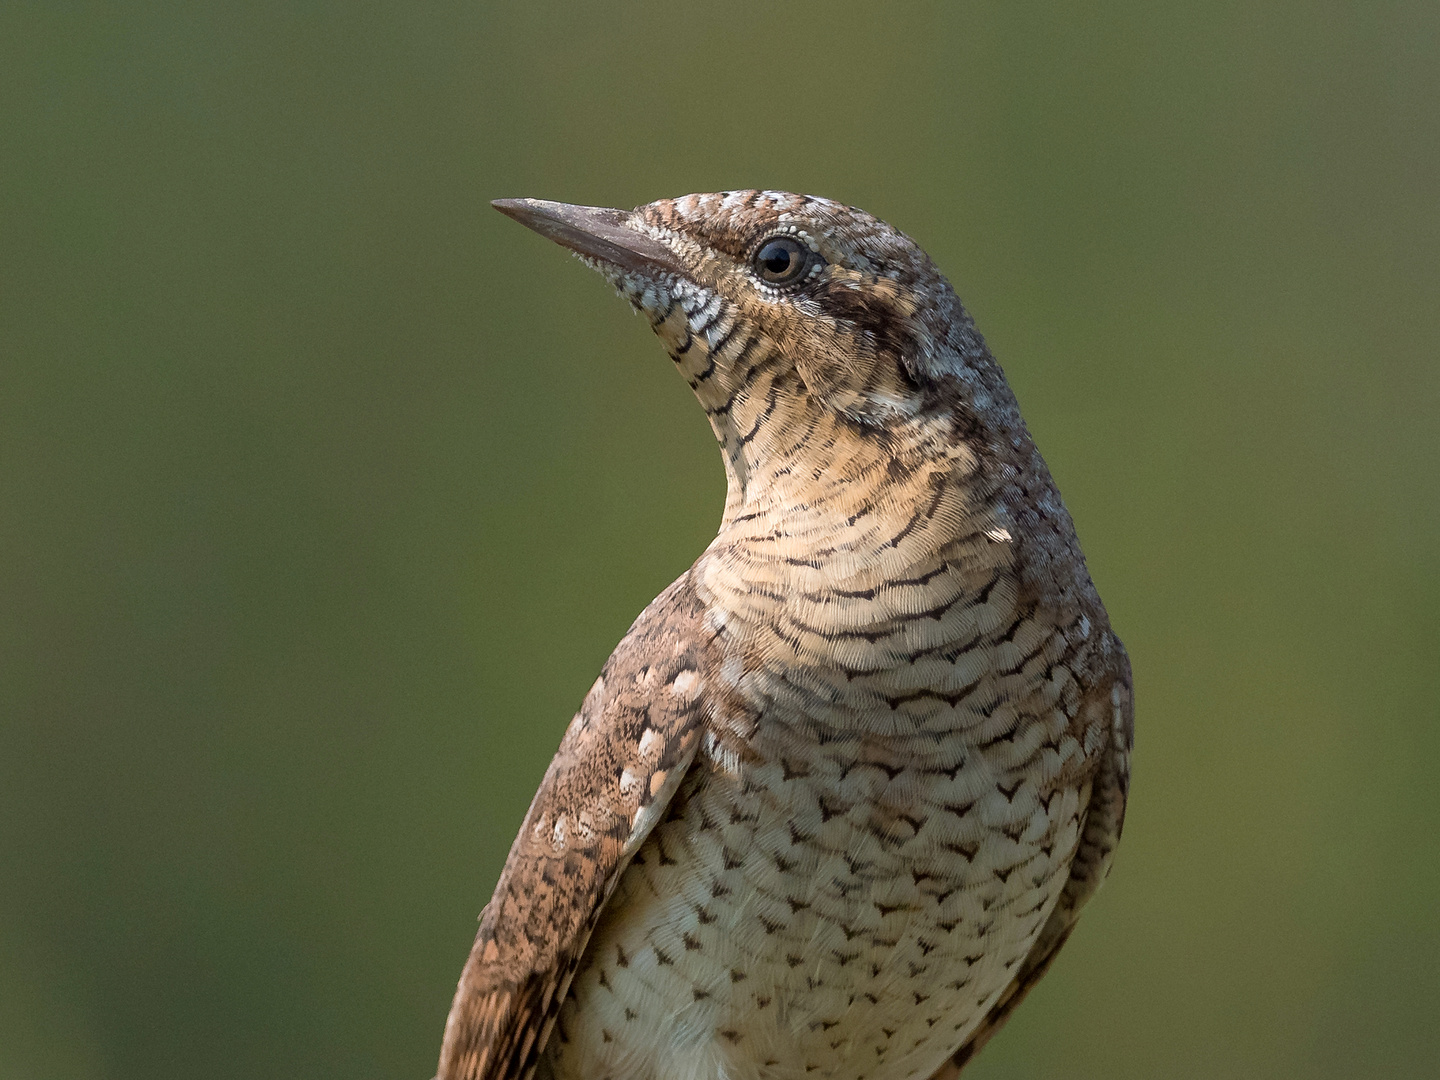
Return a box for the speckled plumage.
[439,191,1132,1080]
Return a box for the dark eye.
[752,236,812,285]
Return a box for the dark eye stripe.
[815,277,920,386]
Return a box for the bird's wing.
[930,640,1134,1080]
[437,576,714,1080]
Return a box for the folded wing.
[437,577,714,1080]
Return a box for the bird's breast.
[545,681,1092,1080]
[544,523,1105,1080]
[543,431,1111,1080]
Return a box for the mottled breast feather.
[933,650,1133,1079]
[437,576,714,1080]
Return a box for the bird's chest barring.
[545,712,1085,1080]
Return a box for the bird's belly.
[544,705,1087,1080]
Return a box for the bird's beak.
[492,198,689,280]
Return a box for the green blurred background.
[3,2,1437,1077]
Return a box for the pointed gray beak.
[492,199,689,279]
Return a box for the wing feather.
[437,576,714,1080]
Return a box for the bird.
[438,191,1132,1080]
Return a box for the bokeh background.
[3,2,1437,1078]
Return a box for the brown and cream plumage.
[438,191,1132,1080]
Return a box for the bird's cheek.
[788,324,896,422]
[785,322,843,395]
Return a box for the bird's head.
[493,191,1026,501]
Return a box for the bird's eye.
[752,236,812,286]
